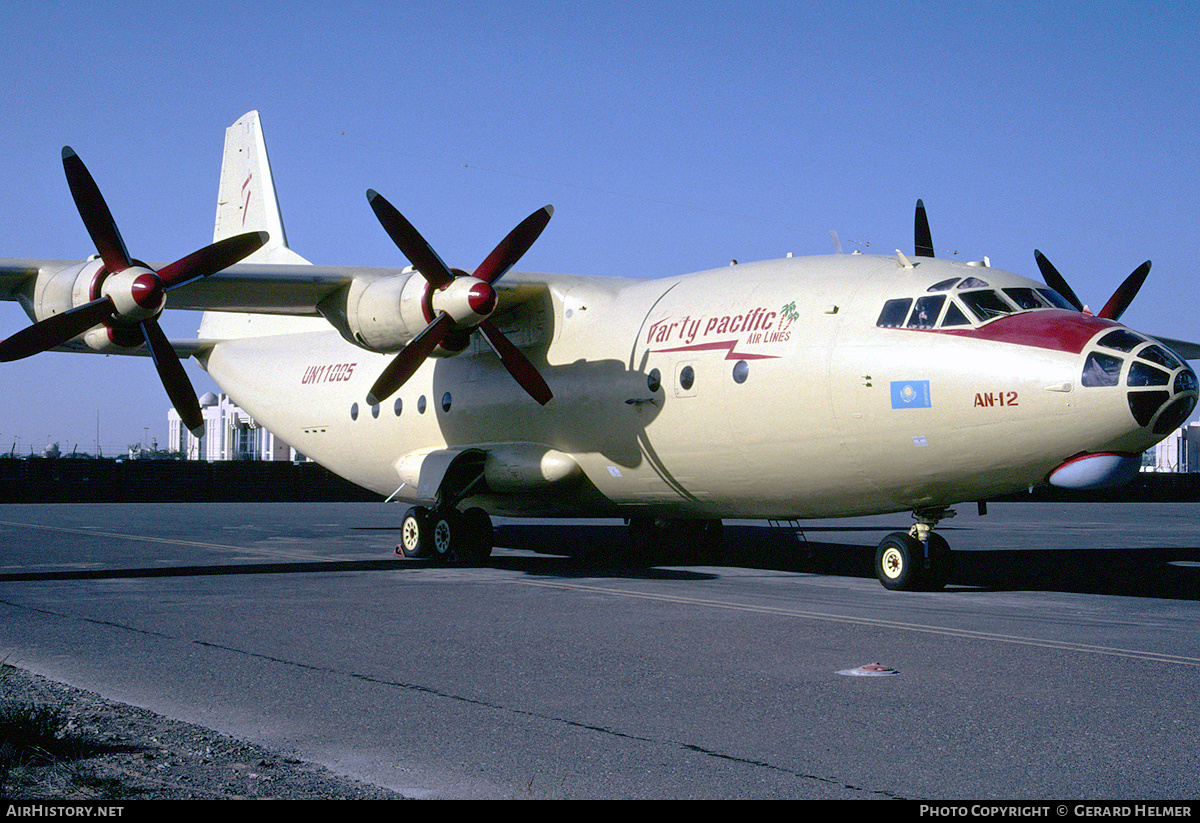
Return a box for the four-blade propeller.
[1034,249,1151,322]
[0,148,268,436]
[364,189,554,407]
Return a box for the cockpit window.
[1082,353,1123,387]
[1002,288,1050,311]
[1098,329,1146,353]
[1037,289,1078,310]
[1128,362,1171,387]
[958,289,1014,321]
[880,277,1077,330]
[906,295,945,328]
[940,301,972,327]
[877,298,913,328]
[1140,344,1184,371]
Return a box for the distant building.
[1149,422,1200,473]
[168,392,303,461]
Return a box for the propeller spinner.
[0,148,268,436]
[364,190,554,407]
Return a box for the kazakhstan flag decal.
[890,380,932,409]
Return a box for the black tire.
[922,532,953,591]
[875,531,924,591]
[461,507,494,561]
[399,506,431,558]
[681,518,725,563]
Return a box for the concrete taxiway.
[0,501,1197,799]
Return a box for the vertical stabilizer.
[200,112,324,341]
[214,111,309,264]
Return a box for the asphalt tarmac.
[0,501,1197,800]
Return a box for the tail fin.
[199,112,324,343]
[214,111,309,265]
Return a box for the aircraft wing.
[0,259,550,318]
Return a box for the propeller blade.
[156,231,270,290]
[141,318,204,436]
[1034,250,1084,312]
[366,190,454,289]
[62,147,132,273]
[914,199,934,258]
[0,297,116,361]
[478,320,554,406]
[1098,261,1152,322]
[473,206,554,284]
[366,313,456,404]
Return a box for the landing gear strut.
[874,507,954,591]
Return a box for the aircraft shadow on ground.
[491,523,1200,601]
[3,523,1195,601]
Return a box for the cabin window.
[394,398,403,416]
[732,360,749,384]
[679,365,695,391]
[350,402,359,421]
[647,368,662,392]
[906,295,945,328]
[1082,353,1122,387]
[371,403,380,419]
[442,392,453,412]
[876,298,912,328]
[417,395,427,414]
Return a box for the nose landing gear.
[874,508,954,591]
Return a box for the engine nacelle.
[339,270,431,353]
[24,258,147,353]
[26,258,104,323]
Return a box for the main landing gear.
[874,508,954,591]
[395,450,494,564]
[397,505,494,564]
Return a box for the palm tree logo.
[780,301,799,330]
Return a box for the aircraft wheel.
[626,517,658,564]
[694,519,724,560]
[431,509,463,562]
[461,507,494,561]
[922,532,953,591]
[399,506,432,558]
[875,532,924,591]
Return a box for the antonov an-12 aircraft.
[3,111,1197,590]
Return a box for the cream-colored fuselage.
[203,252,1177,520]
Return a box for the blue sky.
[2,1,1198,453]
